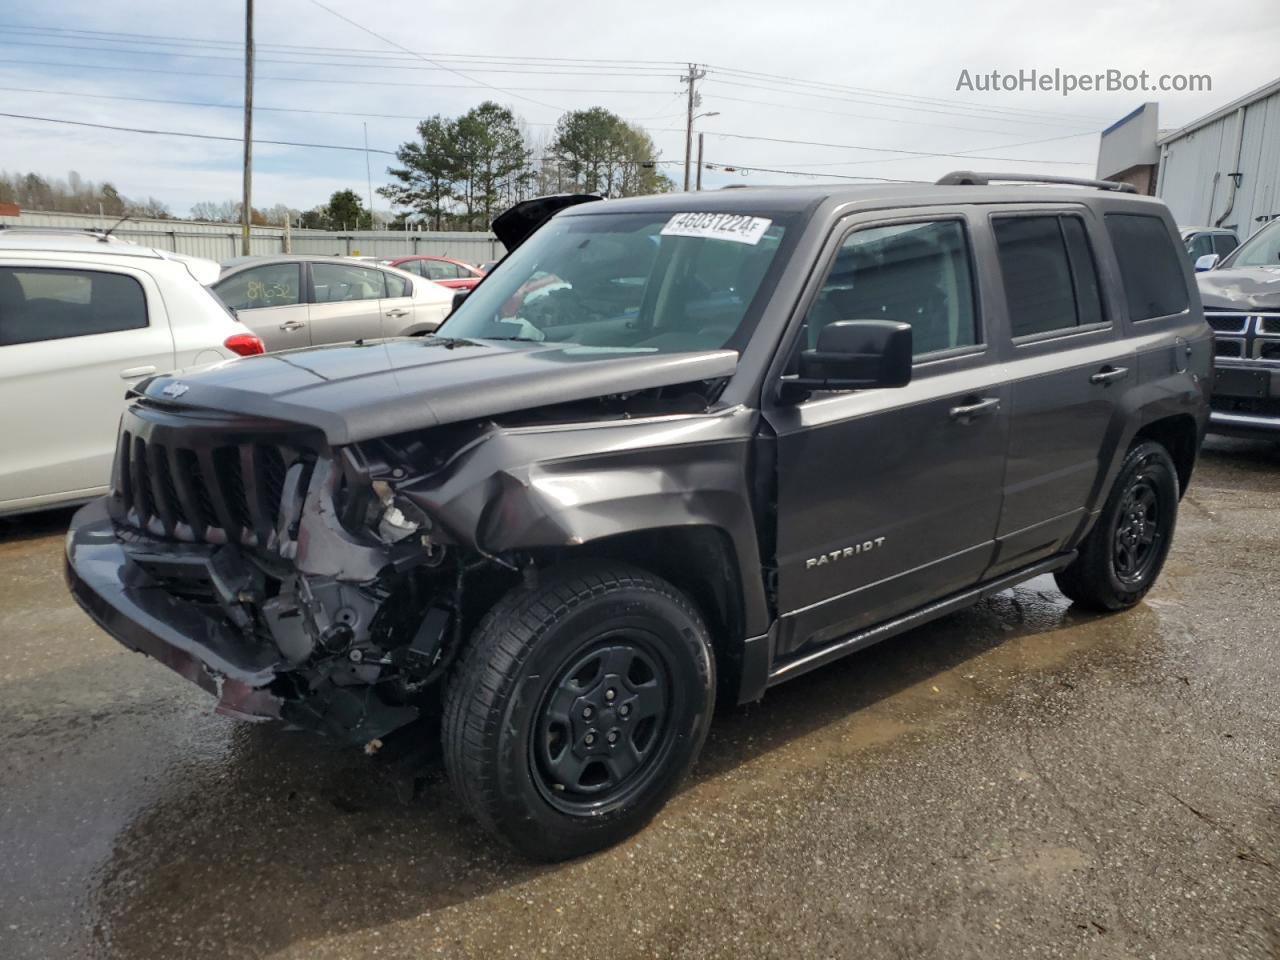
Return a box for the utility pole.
[363,121,374,231]
[240,0,254,256]
[696,133,705,191]
[682,63,706,192]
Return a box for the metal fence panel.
[0,210,500,265]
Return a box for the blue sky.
[1,0,1277,218]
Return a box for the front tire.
[442,563,715,861]
[1054,440,1179,611]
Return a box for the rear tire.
[442,563,715,861]
[1054,440,1179,611]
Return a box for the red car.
[386,256,485,290]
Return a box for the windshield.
[1225,221,1280,268]
[439,211,788,353]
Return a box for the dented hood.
[139,338,739,445]
[1197,265,1280,311]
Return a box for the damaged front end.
[65,401,497,745]
[65,356,758,745]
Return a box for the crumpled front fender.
[398,407,770,637]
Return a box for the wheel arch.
[1132,412,1200,497]
[533,525,751,705]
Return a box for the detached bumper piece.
[64,499,417,743]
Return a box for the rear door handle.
[1089,365,1129,385]
[384,308,410,318]
[279,320,307,331]
[949,397,1001,422]
[119,365,156,379]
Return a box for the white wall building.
[1097,78,1280,239]
[1156,77,1280,237]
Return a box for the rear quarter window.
[1104,214,1189,321]
[0,266,148,346]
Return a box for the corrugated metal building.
[0,209,501,264]
[1155,77,1280,236]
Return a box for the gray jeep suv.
[65,174,1211,859]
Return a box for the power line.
[0,110,397,153]
[692,129,1093,165]
[708,92,1095,138]
[0,21,1108,125]
[704,78,1098,130]
[0,38,683,78]
[703,161,925,183]
[0,85,677,132]
[704,64,1113,124]
[304,0,566,113]
[0,22,688,67]
[0,58,675,95]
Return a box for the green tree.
[451,101,533,230]
[325,189,371,230]
[549,108,671,197]
[379,115,457,230]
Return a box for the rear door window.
[0,266,148,346]
[312,263,386,302]
[1104,213,1189,320]
[214,263,301,310]
[993,215,1106,338]
[384,271,409,298]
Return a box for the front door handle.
[279,320,307,332]
[1089,365,1129,385]
[384,308,410,318]
[119,365,157,379]
[949,397,1001,422]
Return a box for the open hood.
[138,338,738,446]
[491,194,602,250]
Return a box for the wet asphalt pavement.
[2,438,1278,959]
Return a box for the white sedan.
[0,231,262,517]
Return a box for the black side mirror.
[450,289,470,316]
[792,319,912,392]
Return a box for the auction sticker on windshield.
[661,212,773,245]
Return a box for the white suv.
[0,230,263,517]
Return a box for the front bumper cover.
[65,498,287,722]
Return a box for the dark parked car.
[1180,226,1238,267]
[66,175,1210,860]
[1195,218,1280,438]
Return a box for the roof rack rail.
[0,224,115,238]
[936,171,1137,194]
